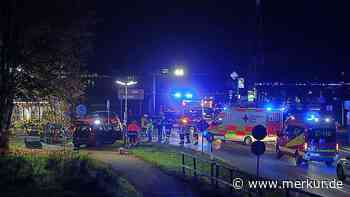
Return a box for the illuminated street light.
[126,81,137,86]
[115,79,138,125]
[174,68,185,76]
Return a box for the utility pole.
[124,85,128,124]
[152,74,156,115]
[253,0,263,87]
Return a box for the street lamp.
[174,68,185,77]
[116,80,137,125]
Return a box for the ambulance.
[207,107,283,145]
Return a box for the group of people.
[125,114,209,148]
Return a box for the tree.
[0,0,95,153]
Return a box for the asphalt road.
[169,135,350,197]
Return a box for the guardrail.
[180,152,322,197]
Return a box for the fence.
[180,152,322,197]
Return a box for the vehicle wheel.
[243,136,253,145]
[337,165,346,181]
[325,161,333,167]
[295,152,303,166]
[276,145,283,159]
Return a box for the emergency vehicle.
[207,107,282,145]
[276,113,339,166]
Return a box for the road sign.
[252,125,267,141]
[213,139,222,150]
[345,101,350,110]
[76,104,87,117]
[106,99,110,110]
[251,141,266,156]
[118,88,144,100]
[238,77,245,89]
[207,133,214,142]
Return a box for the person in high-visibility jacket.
[127,121,141,147]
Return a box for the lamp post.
[152,66,185,115]
[116,80,137,125]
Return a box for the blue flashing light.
[203,130,208,137]
[185,93,193,99]
[223,107,227,111]
[306,112,321,123]
[280,107,286,112]
[266,107,272,111]
[174,92,182,99]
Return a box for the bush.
[0,149,137,197]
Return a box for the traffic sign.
[251,141,266,156]
[207,133,214,142]
[76,104,87,117]
[106,99,110,110]
[252,125,267,141]
[213,139,222,150]
[118,88,144,100]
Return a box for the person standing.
[146,118,154,142]
[164,118,172,144]
[141,114,149,138]
[127,121,140,148]
[158,116,166,143]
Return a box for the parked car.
[337,156,350,181]
[73,122,120,147]
[42,123,69,144]
[24,130,42,149]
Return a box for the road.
[167,134,350,197]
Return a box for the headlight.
[94,119,101,125]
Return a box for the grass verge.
[129,143,288,197]
[0,148,139,197]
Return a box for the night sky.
[89,0,350,82]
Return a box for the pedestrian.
[127,120,140,148]
[164,118,172,144]
[192,126,199,145]
[179,117,188,145]
[146,118,154,142]
[157,116,166,143]
[141,114,149,138]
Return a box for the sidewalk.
[87,150,199,197]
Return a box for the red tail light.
[304,142,308,151]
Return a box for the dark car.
[24,130,43,149]
[337,156,350,181]
[73,123,120,147]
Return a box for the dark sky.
[89,0,350,82]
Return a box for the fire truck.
[208,107,282,145]
[276,113,339,166]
